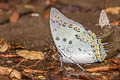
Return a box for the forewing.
[50,7,85,54]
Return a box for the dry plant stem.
[0,54,18,58]
[12,59,27,68]
[86,65,120,72]
[23,69,48,73]
[26,60,42,68]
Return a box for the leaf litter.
[0,0,120,80]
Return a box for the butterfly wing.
[99,10,110,28]
[50,8,107,64]
[50,7,85,56]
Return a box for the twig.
[0,54,18,58]
[86,65,120,72]
[23,69,48,73]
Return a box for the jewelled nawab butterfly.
[50,8,107,71]
[99,10,110,28]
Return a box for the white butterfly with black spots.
[50,8,107,71]
[99,10,110,28]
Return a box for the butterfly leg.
[76,64,85,71]
[60,61,63,68]
[58,56,63,69]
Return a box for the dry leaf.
[44,9,50,19]
[31,13,39,17]
[16,50,44,60]
[46,0,59,6]
[38,75,46,80]
[0,39,9,52]
[0,66,21,79]
[9,11,19,23]
[110,58,120,64]
[105,7,120,14]
[112,18,120,26]
[24,5,35,10]
[0,2,10,10]
[86,65,120,72]
[112,21,120,26]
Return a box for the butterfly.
[50,8,107,71]
[99,10,110,28]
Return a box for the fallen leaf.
[0,39,9,52]
[9,11,19,23]
[0,66,21,79]
[24,5,35,10]
[44,9,50,19]
[38,75,46,80]
[16,50,44,60]
[112,18,120,26]
[105,7,120,14]
[86,65,120,72]
[112,21,120,26]
[110,58,120,64]
[31,13,39,17]
[101,76,109,80]
[46,0,59,6]
[0,2,10,10]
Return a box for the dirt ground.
[0,0,120,80]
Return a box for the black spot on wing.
[78,48,82,51]
[56,37,60,41]
[68,40,72,44]
[63,38,67,42]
